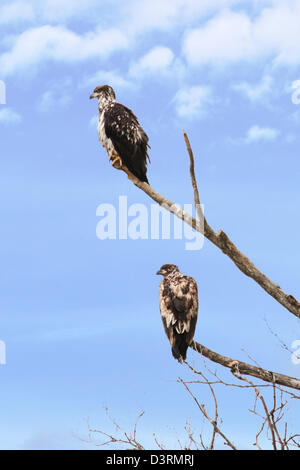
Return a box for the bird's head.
[89,85,116,106]
[156,264,179,277]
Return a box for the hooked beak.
[156,270,163,275]
[89,92,97,100]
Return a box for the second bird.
[157,264,198,363]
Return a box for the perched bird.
[90,85,150,183]
[157,264,198,363]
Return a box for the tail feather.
[125,149,149,184]
[171,335,189,363]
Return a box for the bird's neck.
[165,271,181,281]
[98,97,116,112]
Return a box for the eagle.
[157,264,198,363]
[90,85,149,183]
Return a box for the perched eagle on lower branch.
[157,264,198,363]
[90,85,150,183]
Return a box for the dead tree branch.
[191,341,300,391]
[117,133,300,320]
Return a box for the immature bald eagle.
[157,264,198,363]
[90,85,149,183]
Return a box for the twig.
[178,377,237,450]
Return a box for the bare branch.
[191,341,300,391]
[82,412,145,450]
[116,134,300,320]
[178,377,237,450]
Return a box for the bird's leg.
[108,152,122,168]
[111,155,123,169]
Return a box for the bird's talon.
[112,156,123,169]
[229,360,239,372]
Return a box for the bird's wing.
[104,102,149,182]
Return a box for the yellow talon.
[112,155,123,168]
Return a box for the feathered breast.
[159,275,198,338]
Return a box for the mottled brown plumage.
[157,264,198,363]
[90,85,149,183]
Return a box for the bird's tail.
[126,157,149,184]
[171,336,189,363]
[141,174,149,184]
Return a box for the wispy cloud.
[37,78,73,112]
[228,125,280,145]
[0,107,22,124]
[232,75,274,102]
[38,91,72,113]
[245,125,280,143]
[83,70,132,91]
[174,86,214,119]
[129,46,175,78]
[0,1,34,24]
[0,0,103,24]
[89,114,98,128]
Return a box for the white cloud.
[289,109,300,124]
[38,90,72,113]
[183,10,254,66]
[232,75,273,102]
[129,46,175,78]
[38,0,99,22]
[1,0,300,83]
[0,1,34,24]
[0,0,101,24]
[89,114,98,128]
[83,70,132,91]
[174,86,213,118]
[0,25,128,77]
[245,125,280,143]
[37,78,73,112]
[183,3,300,67]
[122,0,244,34]
[0,107,22,124]
[254,1,300,66]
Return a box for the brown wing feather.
[104,102,149,183]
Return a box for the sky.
[0,0,300,450]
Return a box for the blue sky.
[0,0,300,450]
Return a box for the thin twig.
[178,377,237,450]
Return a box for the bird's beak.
[90,92,97,100]
[156,270,163,275]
